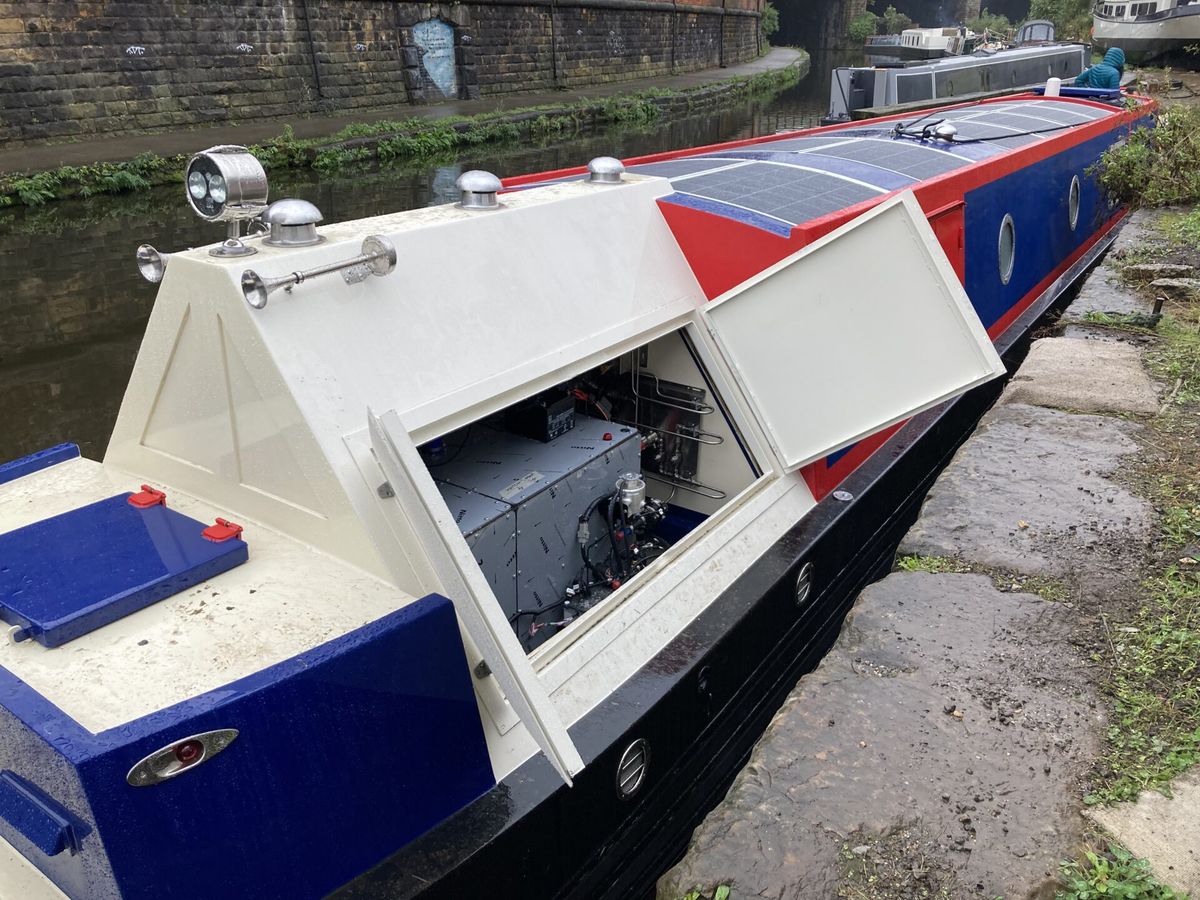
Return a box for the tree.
[761,1,780,40]
[848,11,881,42]
[1029,0,1094,41]
[967,9,1012,35]
[881,5,913,34]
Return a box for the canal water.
[0,51,860,464]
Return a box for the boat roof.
[637,99,1117,236]
[516,97,1119,237]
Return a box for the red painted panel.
[928,201,966,283]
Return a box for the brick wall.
[0,0,763,145]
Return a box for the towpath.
[0,48,804,175]
[659,209,1200,898]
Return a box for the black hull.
[331,235,1112,900]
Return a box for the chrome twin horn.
[136,244,171,283]
[240,235,397,310]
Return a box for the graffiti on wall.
[413,19,459,98]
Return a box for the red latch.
[202,518,244,543]
[128,485,167,508]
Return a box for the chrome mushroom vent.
[588,157,626,184]
[456,170,503,210]
[262,199,325,248]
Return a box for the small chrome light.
[456,170,503,210]
[126,729,239,787]
[136,244,168,283]
[933,123,958,141]
[588,156,626,184]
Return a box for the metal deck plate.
[0,493,248,647]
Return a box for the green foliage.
[848,12,881,42]
[967,9,1012,34]
[761,1,779,39]
[895,554,972,574]
[880,4,912,34]
[1029,0,1095,41]
[679,887,731,900]
[0,59,804,207]
[312,146,371,172]
[1086,564,1200,804]
[1058,845,1181,899]
[0,151,175,206]
[894,555,1070,602]
[1097,107,1200,208]
[1147,312,1200,406]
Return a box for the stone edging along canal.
[0,50,809,209]
[660,208,1200,899]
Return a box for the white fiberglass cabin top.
[0,179,1001,772]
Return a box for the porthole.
[1069,175,1081,231]
[998,214,1016,285]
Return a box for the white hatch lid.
[699,191,1004,471]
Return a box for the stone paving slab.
[658,573,1102,900]
[1086,770,1200,896]
[898,404,1151,588]
[1062,210,1165,323]
[1001,337,1160,416]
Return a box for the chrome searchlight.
[136,244,169,283]
[241,235,397,310]
[185,145,269,258]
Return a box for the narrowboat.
[825,41,1089,122]
[1093,0,1200,63]
[897,26,975,59]
[0,87,1153,899]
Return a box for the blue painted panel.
[964,130,1122,330]
[0,595,494,900]
[0,771,88,857]
[0,494,248,647]
[0,444,79,486]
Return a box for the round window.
[1069,175,1081,231]
[998,214,1016,285]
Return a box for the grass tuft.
[1058,845,1182,899]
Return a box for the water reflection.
[0,54,857,462]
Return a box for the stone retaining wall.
[0,0,763,144]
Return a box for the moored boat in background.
[1093,0,1200,63]
[0,84,1154,900]
[825,41,1089,122]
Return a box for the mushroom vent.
[262,198,325,248]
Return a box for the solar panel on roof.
[676,162,882,226]
[628,158,733,179]
[813,139,969,179]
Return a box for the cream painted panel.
[105,255,388,577]
[140,304,229,474]
[701,191,1004,471]
[0,835,67,900]
[235,176,704,446]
